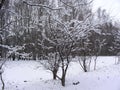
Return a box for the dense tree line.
[0,0,120,59]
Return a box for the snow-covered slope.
[1,56,120,90]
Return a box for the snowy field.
[1,56,120,90]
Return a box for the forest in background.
[0,0,120,60]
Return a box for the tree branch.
[56,75,61,80]
[23,1,62,10]
[60,0,93,8]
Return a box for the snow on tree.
[0,0,120,88]
[34,0,96,86]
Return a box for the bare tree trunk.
[117,56,120,64]
[52,69,58,80]
[78,56,92,72]
[83,59,87,72]
[88,58,92,71]
[0,74,4,90]
[0,59,6,90]
[60,58,69,86]
[61,74,65,86]
[57,52,69,86]
[94,57,97,70]
[32,52,36,60]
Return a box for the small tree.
[77,38,92,72]
[44,0,94,86]
[41,52,61,80]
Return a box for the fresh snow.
[0,56,120,90]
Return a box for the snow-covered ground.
[1,56,120,90]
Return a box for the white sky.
[93,0,120,20]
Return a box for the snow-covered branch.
[23,1,62,10]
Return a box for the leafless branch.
[23,1,62,10]
[0,59,6,70]
[60,0,93,8]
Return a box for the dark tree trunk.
[53,70,57,80]
[32,52,36,60]
[12,53,15,61]
[0,60,6,90]
[0,74,5,90]
[61,74,65,86]
[83,60,87,72]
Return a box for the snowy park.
[1,0,120,90]
[0,57,120,90]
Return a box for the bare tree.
[41,0,94,86]
[77,38,92,72]
[41,52,61,80]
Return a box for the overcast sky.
[93,0,120,20]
